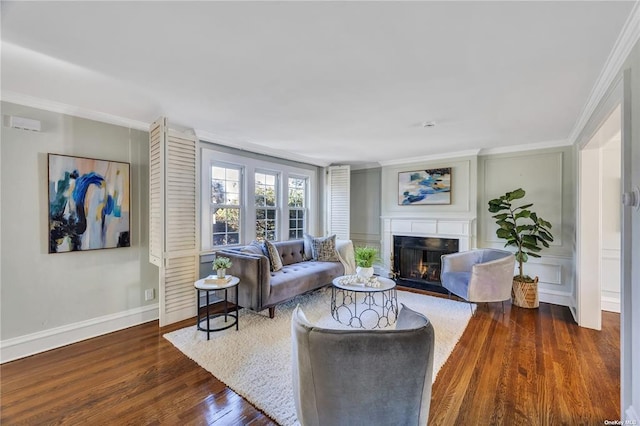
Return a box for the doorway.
[577,104,622,330]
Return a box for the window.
[211,165,241,246]
[288,177,307,239]
[201,146,317,251]
[255,171,278,241]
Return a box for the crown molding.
[349,162,383,171]
[378,149,481,167]
[479,139,572,156]
[195,129,331,168]
[0,92,331,167]
[568,0,640,144]
[0,91,150,131]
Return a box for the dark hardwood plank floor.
[1,291,620,425]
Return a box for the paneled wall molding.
[601,248,622,260]
[481,151,564,248]
[602,295,621,313]
[539,288,574,308]
[0,304,159,364]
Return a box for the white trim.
[1,91,149,131]
[601,296,621,313]
[197,129,330,167]
[568,1,640,145]
[538,288,573,308]
[626,405,639,423]
[379,149,480,166]
[0,304,159,364]
[349,162,383,170]
[479,139,572,156]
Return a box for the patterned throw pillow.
[311,235,339,262]
[264,240,284,272]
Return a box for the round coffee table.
[194,275,240,340]
[331,275,398,329]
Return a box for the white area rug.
[164,288,475,426]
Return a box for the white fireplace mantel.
[379,216,476,276]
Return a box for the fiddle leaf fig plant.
[488,188,554,282]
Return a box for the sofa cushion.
[262,240,306,266]
[264,240,284,272]
[310,235,339,262]
[268,261,344,304]
[441,271,471,299]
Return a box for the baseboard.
[601,296,621,313]
[539,288,573,307]
[0,304,159,364]
[626,405,639,422]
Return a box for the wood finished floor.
[1,290,620,425]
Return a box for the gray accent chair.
[291,304,435,426]
[440,249,516,313]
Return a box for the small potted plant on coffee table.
[488,188,554,308]
[354,246,379,280]
[213,256,232,279]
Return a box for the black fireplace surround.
[393,235,459,293]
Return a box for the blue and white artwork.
[48,154,130,253]
[398,168,451,205]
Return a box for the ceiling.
[1,1,636,167]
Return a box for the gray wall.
[0,102,158,341]
[381,156,478,222]
[350,167,381,251]
[478,146,576,304]
[365,147,575,304]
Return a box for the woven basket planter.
[512,277,539,308]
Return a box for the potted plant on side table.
[213,256,233,279]
[488,188,554,308]
[354,246,379,280]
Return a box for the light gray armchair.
[440,249,516,312]
[291,304,435,426]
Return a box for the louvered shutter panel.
[149,118,199,326]
[327,165,350,240]
[149,118,165,267]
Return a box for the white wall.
[0,102,159,362]
[622,37,640,424]
[478,147,576,306]
[601,137,622,312]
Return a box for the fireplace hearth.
[393,235,459,292]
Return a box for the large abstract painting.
[48,154,130,253]
[398,167,452,205]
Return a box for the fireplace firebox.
[393,235,459,292]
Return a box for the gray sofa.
[219,239,354,318]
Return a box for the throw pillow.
[302,233,314,261]
[311,234,339,262]
[264,240,283,272]
[241,241,265,256]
